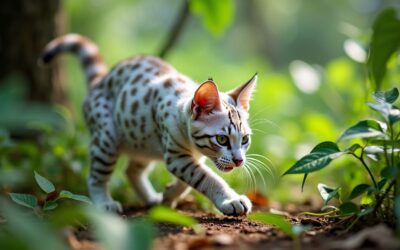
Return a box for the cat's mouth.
[221,166,234,172]
[214,160,235,172]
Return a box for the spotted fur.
[40,34,257,216]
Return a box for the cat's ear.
[191,80,221,119]
[228,74,257,111]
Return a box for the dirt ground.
[71,199,400,250]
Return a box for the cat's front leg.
[165,155,252,216]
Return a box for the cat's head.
[190,74,257,172]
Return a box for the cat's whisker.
[246,161,267,190]
[243,163,257,192]
[246,158,274,178]
[250,119,281,132]
[249,106,272,122]
[241,164,251,191]
[247,157,274,173]
[247,153,275,166]
[251,128,267,134]
[239,164,251,191]
[246,159,273,174]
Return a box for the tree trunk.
[0,0,66,104]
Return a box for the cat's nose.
[233,159,243,167]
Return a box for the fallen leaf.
[213,234,233,246]
[187,236,212,250]
[187,233,234,250]
[246,191,269,207]
[330,224,400,250]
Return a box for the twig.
[158,0,191,58]
[352,152,378,189]
[344,215,360,233]
[374,179,395,214]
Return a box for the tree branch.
[158,0,191,58]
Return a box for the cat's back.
[99,55,196,100]
[95,55,196,156]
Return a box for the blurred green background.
[1,0,400,208]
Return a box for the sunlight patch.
[289,60,321,94]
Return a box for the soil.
[70,199,400,250]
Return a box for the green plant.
[284,87,400,225]
[148,205,203,234]
[250,212,309,250]
[8,171,91,215]
[0,199,69,250]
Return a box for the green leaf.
[127,219,156,250]
[301,174,308,192]
[368,8,400,90]
[317,184,340,204]
[348,184,371,200]
[346,144,362,153]
[1,200,69,250]
[88,209,155,250]
[368,102,400,125]
[378,178,387,190]
[284,141,346,175]
[88,208,129,250]
[148,206,198,228]
[189,0,235,36]
[358,206,374,217]
[249,212,293,236]
[34,171,55,194]
[43,201,58,211]
[364,145,400,155]
[59,190,92,205]
[389,108,400,124]
[338,120,386,142]
[373,88,399,104]
[8,193,37,209]
[381,166,399,178]
[339,201,360,215]
[361,194,375,205]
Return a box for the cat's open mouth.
[222,167,233,172]
[221,166,234,172]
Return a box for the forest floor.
[70,199,400,250]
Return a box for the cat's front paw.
[219,195,252,216]
[96,200,123,213]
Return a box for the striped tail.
[39,34,108,87]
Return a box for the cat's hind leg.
[125,160,163,206]
[85,92,122,212]
[163,179,191,208]
[88,132,122,212]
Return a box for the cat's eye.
[242,135,249,145]
[216,135,229,146]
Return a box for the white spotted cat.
[40,34,256,216]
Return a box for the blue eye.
[216,135,229,146]
[242,135,249,144]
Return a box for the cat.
[40,34,257,216]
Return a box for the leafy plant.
[8,171,91,214]
[88,207,155,250]
[368,8,400,91]
[148,205,203,234]
[250,212,308,250]
[0,199,69,250]
[189,0,235,36]
[284,87,400,224]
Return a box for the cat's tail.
[39,34,108,87]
